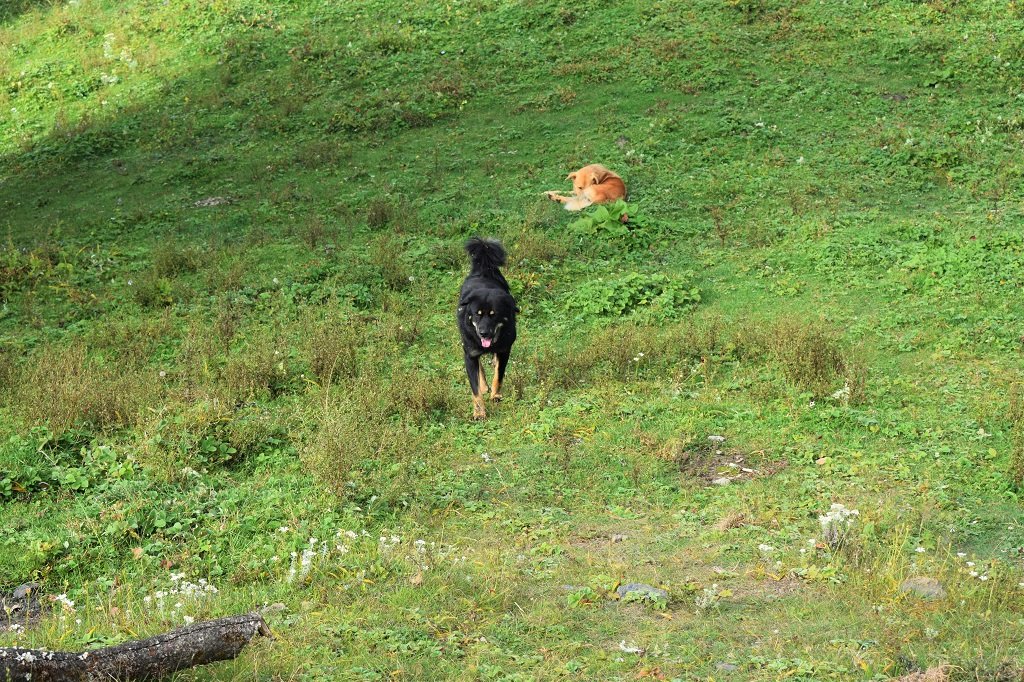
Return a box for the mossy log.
[0,613,270,681]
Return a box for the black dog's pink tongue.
[481,337,492,348]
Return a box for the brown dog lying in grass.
[545,164,626,211]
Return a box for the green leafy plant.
[566,272,700,320]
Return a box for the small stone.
[899,577,946,600]
[193,196,233,208]
[711,477,731,486]
[610,534,628,543]
[12,584,40,601]
[616,583,668,602]
[716,663,738,672]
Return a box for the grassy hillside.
[2,0,1024,679]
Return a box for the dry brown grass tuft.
[16,342,157,435]
[304,313,364,385]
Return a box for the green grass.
[2,0,1024,679]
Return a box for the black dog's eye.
[489,310,494,315]
[476,310,482,315]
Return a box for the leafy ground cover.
[2,0,1024,679]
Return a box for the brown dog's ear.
[565,172,577,181]
[592,168,608,184]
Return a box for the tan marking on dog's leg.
[473,393,487,419]
[473,357,488,419]
[490,355,503,401]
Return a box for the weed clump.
[512,228,568,265]
[131,271,192,308]
[366,197,401,231]
[305,314,364,385]
[222,332,296,402]
[386,369,458,420]
[370,235,411,291]
[303,391,425,498]
[152,242,204,277]
[16,342,156,435]
[138,400,235,478]
[736,317,866,401]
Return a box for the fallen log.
[0,612,271,681]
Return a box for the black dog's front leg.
[464,353,487,419]
[491,351,510,401]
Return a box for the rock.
[716,663,738,672]
[12,583,40,601]
[616,583,668,602]
[193,196,233,208]
[2,583,43,632]
[899,577,946,600]
[610,534,628,543]
[711,477,731,486]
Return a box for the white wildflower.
[53,594,76,613]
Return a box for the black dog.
[457,237,518,419]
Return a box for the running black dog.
[457,237,518,419]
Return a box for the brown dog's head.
[567,164,612,195]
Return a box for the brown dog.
[545,164,626,211]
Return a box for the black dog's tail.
[464,237,506,273]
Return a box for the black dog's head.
[460,288,516,350]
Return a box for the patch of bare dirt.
[729,574,803,602]
[657,437,786,486]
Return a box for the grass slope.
[2,0,1024,679]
